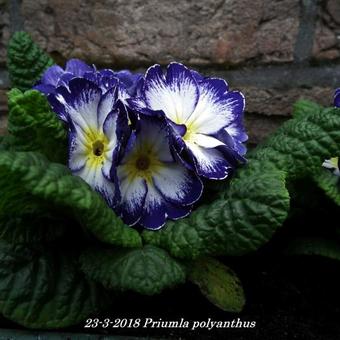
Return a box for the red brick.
[21,0,300,67]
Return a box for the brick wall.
[1,0,340,143]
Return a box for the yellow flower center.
[182,121,198,143]
[92,140,105,156]
[84,127,109,169]
[135,155,151,171]
[122,142,163,183]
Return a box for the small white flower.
[322,157,340,176]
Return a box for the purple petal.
[65,59,93,77]
[113,70,143,95]
[41,65,64,87]
[186,143,233,180]
[57,72,75,87]
[152,163,203,206]
[190,69,205,83]
[47,85,73,122]
[34,84,56,95]
[165,203,192,220]
[52,78,102,129]
[137,185,168,230]
[138,184,196,230]
[168,120,187,137]
[117,175,148,226]
[334,88,340,108]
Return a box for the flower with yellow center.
[49,78,128,206]
[128,62,247,180]
[116,114,203,230]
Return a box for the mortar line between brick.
[293,0,319,63]
[0,63,339,90]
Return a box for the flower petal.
[186,142,233,179]
[47,85,72,122]
[165,203,192,220]
[41,65,64,87]
[54,78,102,131]
[214,127,247,160]
[152,163,203,206]
[113,70,143,96]
[65,59,93,76]
[187,78,245,135]
[190,69,205,83]
[57,73,74,88]
[68,126,88,172]
[224,118,248,156]
[97,87,118,128]
[335,89,340,108]
[76,164,116,207]
[135,113,174,163]
[34,84,55,95]
[138,184,167,230]
[84,70,119,94]
[117,173,148,226]
[189,133,226,148]
[143,63,199,124]
[139,184,194,230]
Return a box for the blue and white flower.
[116,113,203,230]
[128,62,247,180]
[49,78,128,206]
[335,88,340,108]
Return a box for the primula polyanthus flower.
[116,114,203,229]
[129,62,247,180]
[335,88,340,107]
[49,78,128,206]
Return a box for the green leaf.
[0,151,142,248]
[80,245,186,295]
[7,89,67,163]
[0,241,108,329]
[252,107,340,180]
[143,105,340,259]
[188,257,245,312]
[285,238,340,261]
[313,167,340,206]
[7,31,54,91]
[0,135,17,151]
[0,207,66,244]
[292,99,322,119]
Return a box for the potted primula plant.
[0,31,340,330]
